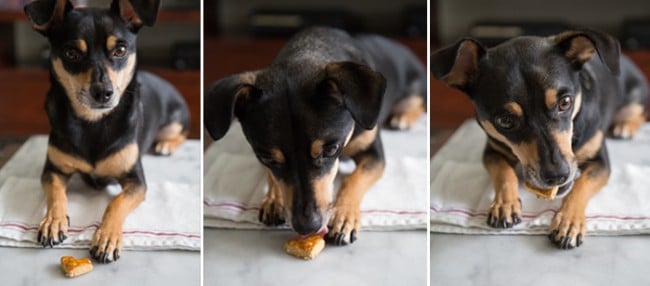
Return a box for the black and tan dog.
[205,27,426,245]
[432,29,649,249]
[25,0,189,262]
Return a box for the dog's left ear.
[553,29,621,75]
[111,0,161,32]
[322,62,386,130]
[24,0,73,36]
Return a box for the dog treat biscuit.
[60,256,93,278]
[284,235,325,260]
[524,183,559,200]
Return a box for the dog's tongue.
[299,226,329,239]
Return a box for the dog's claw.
[350,230,357,243]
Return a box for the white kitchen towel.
[431,120,650,235]
[204,118,429,230]
[0,136,201,250]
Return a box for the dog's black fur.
[432,29,648,249]
[25,0,189,263]
[205,27,426,245]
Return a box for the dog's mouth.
[524,176,575,200]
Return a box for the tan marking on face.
[95,143,139,177]
[545,89,558,109]
[575,131,603,163]
[551,128,575,161]
[106,35,118,52]
[52,58,113,121]
[47,144,93,174]
[76,39,88,54]
[269,148,285,164]
[342,126,378,157]
[106,53,137,103]
[311,159,338,212]
[572,92,582,119]
[311,140,324,159]
[504,102,523,117]
[480,120,539,166]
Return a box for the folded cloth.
[204,118,429,230]
[431,120,650,235]
[0,136,201,250]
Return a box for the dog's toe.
[258,198,285,226]
[37,212,69,247]
[487,198,522,229]
[548,209,586,249]
[326,206,360,246]
[90,223,123,263]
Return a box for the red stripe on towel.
[430,206,650,221]
[205,200,426,215]
[0,222,200,238]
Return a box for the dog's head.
[431,29,620,196]
[25,0,160,121]
[205,62,386,234]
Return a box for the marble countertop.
[0,247,199,285]
[205,229,427,285]
[430,233,650,285]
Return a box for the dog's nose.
[540,163,571,186]
[292,213,322,235]
[91,83,113,104]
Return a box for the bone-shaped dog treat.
[60,256,93,278]
[284,235,325,260]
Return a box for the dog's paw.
[548,207,586,249]
[486,198,522,228]
[90,222,123,264]
[37,210,69,248]
[326,204,360,246]
[153,141,178,156]
[387,95,425,130]
[610,118,644,139]
[258,196,285,226]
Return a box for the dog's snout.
[291,212,322,235]
[91,83,113,104]
[540,163,571,186]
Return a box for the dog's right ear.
[431,38,487,93]
[204,73,259,140]
[24,0,73,36]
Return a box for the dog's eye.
[258,156,276,166]
[495,114,518,130]
[323,144,340,158]
[112,44,128,58]
[63,47,82,62]
[558,95,572,112]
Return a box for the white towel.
[431,120,650,235]
[204,118,429,230]
[0,136,201,250]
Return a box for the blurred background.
[0,0,200,166]
[430,0,650,153]
[203,0,427,107]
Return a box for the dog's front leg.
[258,169,286,226]
[548,147,610,249]
[90,162,146,263]
[38,161,71,247]
[328,138,385,246]
[484,142,522,228]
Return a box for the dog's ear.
[552,29,621,75]
[322,62,386,130]
[431,38,487,93]
[111,0,161,32]
[24,0,73,35]
[204,73,259,140]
